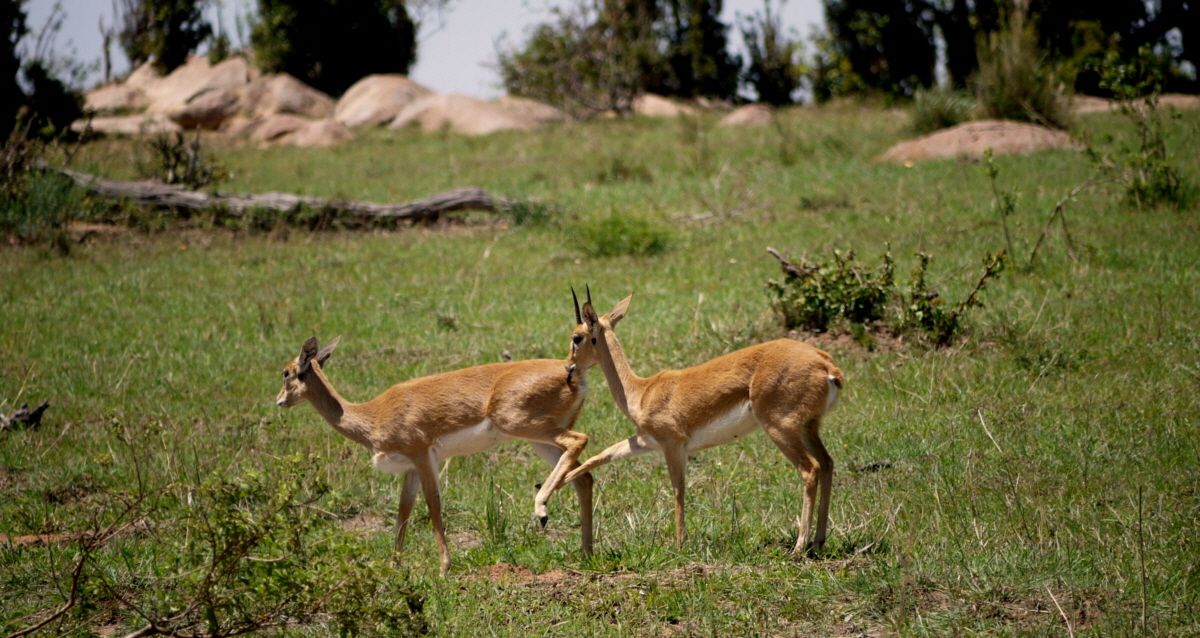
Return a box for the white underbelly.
[432,419,511,462]
[370,420,512,475]
[685,402,760,452]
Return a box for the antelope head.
[276,336,340,407]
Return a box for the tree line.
[2,0,1197,141]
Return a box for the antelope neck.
[596,326,643,421]
[304,363,374,447]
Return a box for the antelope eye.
[572,335,583,345]
[282,370,288,378]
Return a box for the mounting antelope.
[275,329,598,576]
[555,288,845,553]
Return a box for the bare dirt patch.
[879,120,1080,164]
[339,513,386,534]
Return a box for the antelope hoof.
[538,515,549,529]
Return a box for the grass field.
[2,102,1199,636]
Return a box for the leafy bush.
[251,0,416,96]
[766,248,894,333]
[909,89,975,134]
[971,8,1071,130]
[900,251,1007,347]
[141,129,227,189]
[767,246,1007,346]
[572,212,671,257]
[1088,45,1197,210]
[116,0,213,74]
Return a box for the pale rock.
[334,75,432,127]
[632,94,697,117]
[238,74,335,119]
[719,104,774,128]
[389,93,533,135]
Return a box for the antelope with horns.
[555,288,845,553]
[276,321,599,575]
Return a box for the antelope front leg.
[530,431,589,528]
[393,470,419,556]
[562,433,659,484]
[531,440,594,557]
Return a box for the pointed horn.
[572,286,582,325]
[586,284,592,306]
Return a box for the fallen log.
[39,164,512,224]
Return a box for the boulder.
[878,120,1079,164]
[72,113,182,136]
[168,87,241,129]
[719,104,774,127]
[334,75,432,127]
[494,95,568,124]
[277,119,355,147]
[633,94,697,117]
[142,56,251,117]
[389,93,533,135]
[84,83,148,115]
[247,114,311,143]
[122,61,161,90]
[237,74,335,119]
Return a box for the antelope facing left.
[275,327,598,576]
[553,287,845,554]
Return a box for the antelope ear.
[299,336,319,375]
[581,302,600,328]
[607,294,633,327]
[316,335,341,367]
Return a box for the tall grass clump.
[971,9,1071,130]
[571,212,671,257]
[909,89,976,134]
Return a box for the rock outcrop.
[633,94,697,117]
[389,93,533,135]
[719,104,774,127]
[334,75,432,127]
[237,74,335,119]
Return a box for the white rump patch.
[431,419,512,463]
[686,401,760,452]
[825,375,840,413]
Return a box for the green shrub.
[910,89,976,134]
[504,198,560,227]
[1088,45,1198,210]
[971,8,1071,130]
[768,247,1006,346]
[767,248,894,333]
[571,213,671,258]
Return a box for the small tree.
[498,0,660,116]
[117,0,213,74]
[251,0,416,97]
[740,0,804,105]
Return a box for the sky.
[25,0,826,99]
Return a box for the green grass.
[2,103,1199,636]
